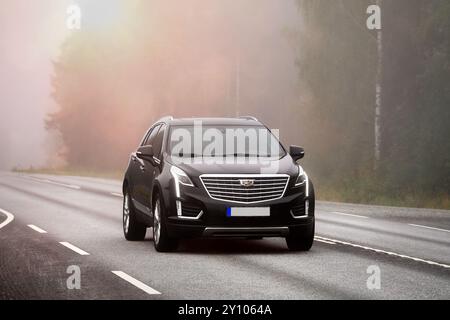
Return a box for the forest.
[46,0,450,208]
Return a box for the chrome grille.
[200,175,290,204]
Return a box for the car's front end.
[161,155,314,241]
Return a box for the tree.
[295,0,376,183]
[296,0,449,205]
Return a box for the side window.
[145,124,161,146]
[152,125,166,157]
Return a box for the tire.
[286,179,315,251]
[123,190,147,241]
[286,223,315,251]
[153,193,179,252]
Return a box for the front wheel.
[123,190,147,241]
[286,223,315,251]
[153,194,179,252]
[286,179,315,251]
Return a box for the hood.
[165,154,299,177]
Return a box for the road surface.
[0,172,449,299]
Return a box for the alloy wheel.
[123,193,130,234]
[153,199,161,245]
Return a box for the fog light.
[305,200,309,216]
[176,200,182,216]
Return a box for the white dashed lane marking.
[59,242,90,256]
[112,271,161,295]
[27,224,47,233]
[26,176,81,190]
[111,192,123,198]
[330,211,369,219]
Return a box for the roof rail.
[156,116,174,123]
[239,116,258,121]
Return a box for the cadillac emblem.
[239,179,255,187]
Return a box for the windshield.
[168,125,286,158]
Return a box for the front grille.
[200,175,289,204]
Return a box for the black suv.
[122,116,315,252]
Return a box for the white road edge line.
[0,208,14,229]
[314,238,336,245]
[315,236,450,269]
[27,224,47,233]
[111,192,123,198]
[330,211,369,219]
[27,176,81,190]
[112,271,161,295]
[59,242,90,255]
[408,224,450,234]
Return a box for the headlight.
[295,165,309,197]
[295,166,307,186]
[170,166,194,197]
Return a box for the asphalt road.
[0,172,449,300]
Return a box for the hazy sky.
[0,0,71,169]
[0,0,300,170]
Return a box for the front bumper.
[166,220,314,238]
[163,180,313,238]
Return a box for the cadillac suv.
[122,116,315,252]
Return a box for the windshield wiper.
[173,153,203,158]
[222,153,270,158]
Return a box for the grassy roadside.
[317,185,450,210]
[12,167,450,210]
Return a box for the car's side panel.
[145,125,167,209]
[133,124,161,213]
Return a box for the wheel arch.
[308,178,315,217]
[122,179,129,195]
[151,181,164,207]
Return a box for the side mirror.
[136,145,154,161]
[289,145,305,161]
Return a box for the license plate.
[227,207,270,217]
